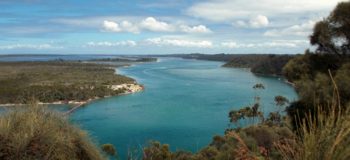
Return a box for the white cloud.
[187,0,346,22]
[101,17,212,34]
[86,41,137,47]
[264,20,316,37]
[179,25,212,33]
[102,20,139,33]
[146,38,213,48]
[102,20,121,32]
[250,15,269,28]
[140,17,175,32]
[0,44,60,50]
[221,42,254,48]
[120,21,140,33]
[233,15,269,28]
[221,40,308,48]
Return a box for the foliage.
[143,141,172,160]
[277,103,350,160]
[142,2,350,159]
[252,83,265,90]
[274,96,289,107]
[101,143,118,159]
[143,125,294,160]
[0,105,105,160]
[229,84,265,127]
[223,54,294,75]
[283,7,350,120]
[310,1,350,55]
[284,57,350,128]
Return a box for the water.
[68,58,298,159]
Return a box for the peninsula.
[0,61,144,106]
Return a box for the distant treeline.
[0,61,135,104]
[163,53,295,76]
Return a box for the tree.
[253,83,265,90]
[101,144,118,159]
[310,1,350,55]
[274,95,289,113]
[229,84,266,127]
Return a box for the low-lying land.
[0,61,142,104]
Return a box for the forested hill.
[163,53,295,76]
[223,54,294,76]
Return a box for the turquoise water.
[70,58,297,158]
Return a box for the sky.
[0,0,347,55]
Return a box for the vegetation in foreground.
[141,1,350,160]
[0,105,105,160]
[0,61,135,104]
[0,1,349,160]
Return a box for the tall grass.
[276,73,350,160]
[0,105,105,160]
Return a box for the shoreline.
[222,66,296,87]
[0,83,144,109]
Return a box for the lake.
[68,58,298,159]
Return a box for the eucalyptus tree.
[229,83,266,128]
[274,95,289,113]
[310,1,350,55]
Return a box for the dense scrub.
[143,125,294,160]
[283,52,350,105]
[223,54,294,75]
[0,61,134,104]
[0,106,105,160]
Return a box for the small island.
[0,61,144,106]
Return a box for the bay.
[69,58,298,159]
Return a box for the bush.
[0,106,105,160]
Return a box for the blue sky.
[0,0,346,54]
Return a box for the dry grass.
[226,131,259,160]
[276,73,350,160]
[0,105,105,160]
[276,103,350,160]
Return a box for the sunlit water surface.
[68,58,297,159]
